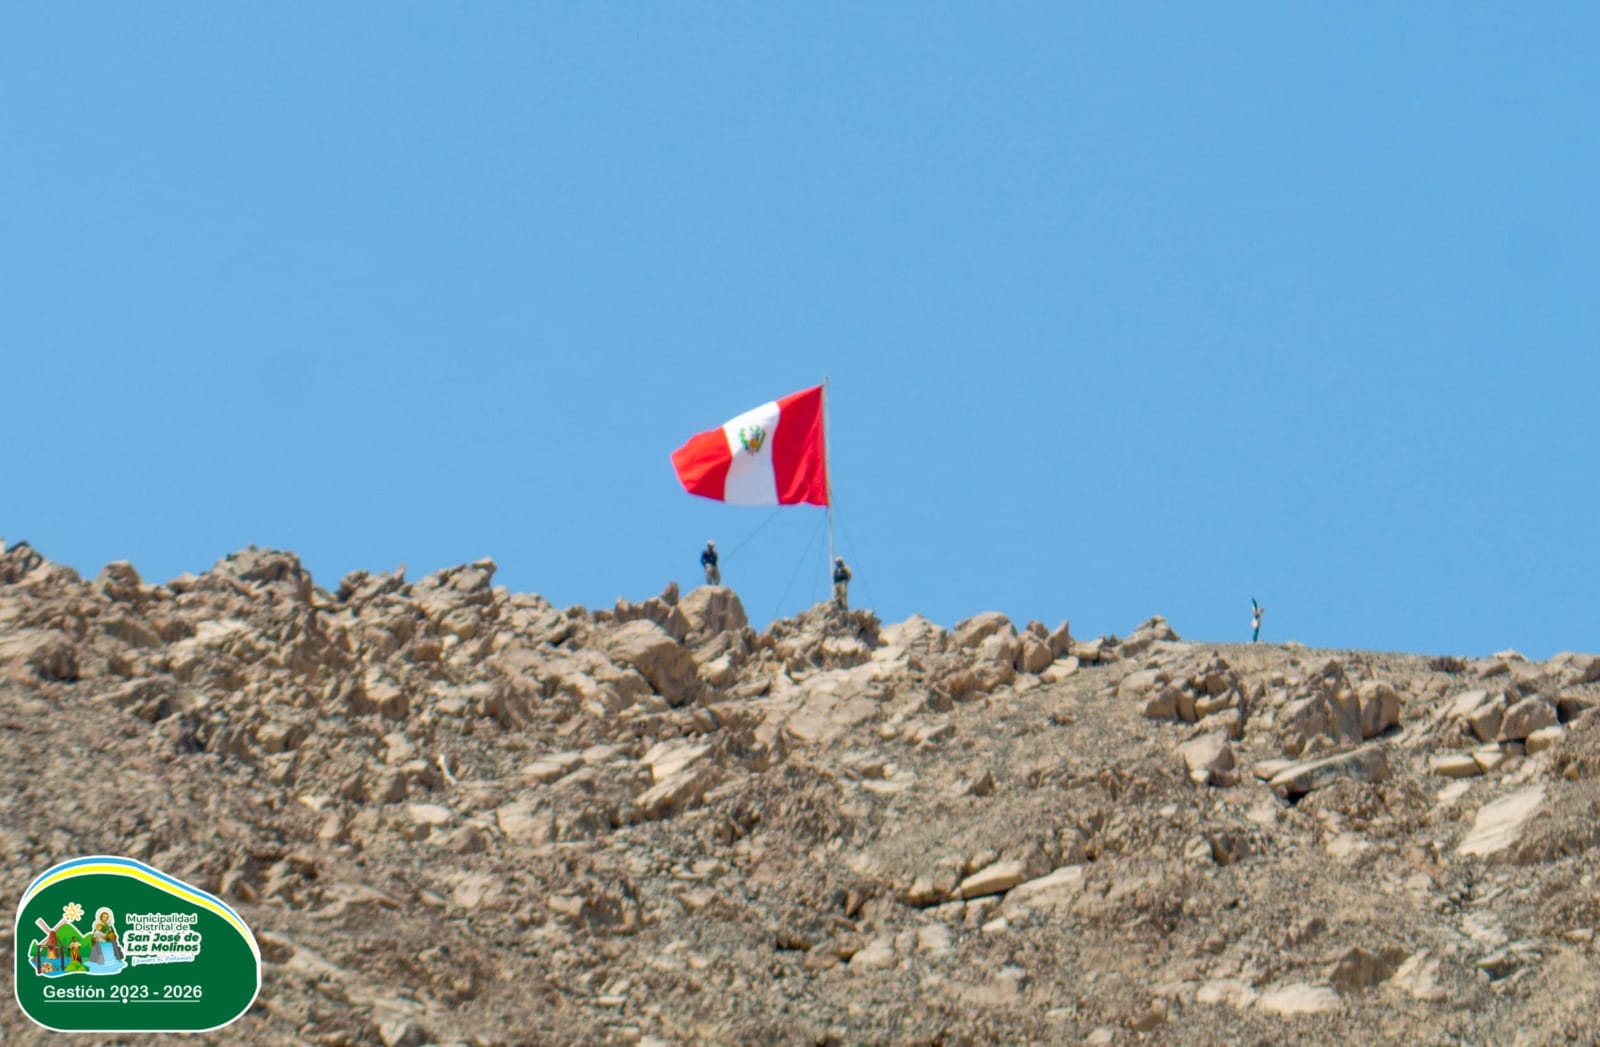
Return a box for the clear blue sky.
[5,6,1597,658]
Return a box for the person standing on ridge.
[832,556,852,610]
[700,541,720,585]
[1250,598,1264,643]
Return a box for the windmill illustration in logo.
[738,424,766,454]
[28,901,124,976]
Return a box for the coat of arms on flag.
[738,425,766,454]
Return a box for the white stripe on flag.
[720,400,781,505]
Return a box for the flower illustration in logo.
[738,425,766,454]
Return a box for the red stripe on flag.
[772,385,828,506]
[670,428,732,501]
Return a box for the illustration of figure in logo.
[738,424,766,454]
[90,907,124,966]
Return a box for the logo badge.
[13,856,261,1033]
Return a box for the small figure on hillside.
[1250,598,1264,643]
[700,540,720,585]
[832,557,852,610]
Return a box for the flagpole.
[823,376,835,574]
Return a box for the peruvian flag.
[671,385,829,506]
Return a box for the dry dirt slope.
[0,541,1597,1045]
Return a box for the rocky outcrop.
[2,542,1597,1047]
[677,585,749,644]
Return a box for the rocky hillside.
[1,541,1597,1045]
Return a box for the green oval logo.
[13,855,261,1033]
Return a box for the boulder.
[1356,681,1401,738]
[405,803,453,827]
[677,586,749,644]
[1016,632,1053,674]
[604,620,701,706]
[97,560,147,602]
[1498,697,1557,742]
[633,761,720,821]
[1178,732,1236,786]
[1255,983,1339,1016]
[1471,745,1505,774]
[631,740,723,820]
[902,875,944,908]
[1253,758,1295,781]
[642,739,712,782]
[1041,656,1079,683]
[1046,620,1073,658]
[1525,724,1564,754]
[1444,688,1490,721]
[1458,785,1545,859]
[1142,689,1179,720]
[1268,745,1388,799]
[956,860,1027,900]
[1466,702,1504,744]
[953,612,1015,650]
[1431,753,1482,778]
[0,630,79,683]
[697,653,738,688]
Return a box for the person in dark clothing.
[832,557,852,609]
[701,541,720,585]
